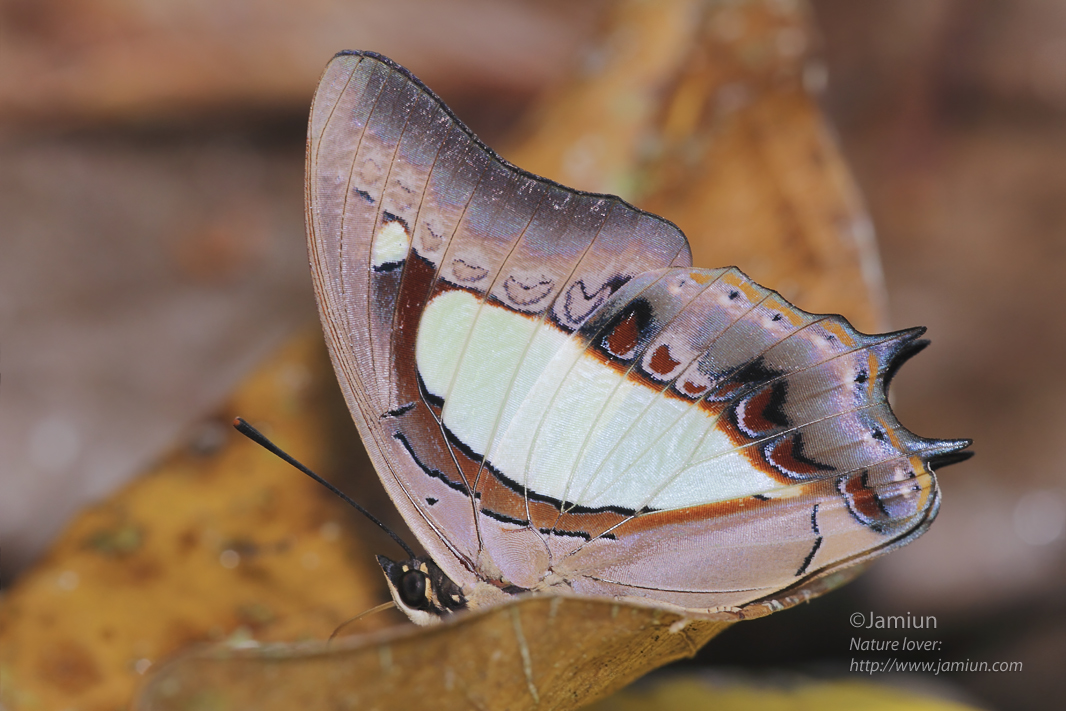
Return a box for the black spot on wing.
[705,356,788,404]
[373,260,404,273]
[381,402,417,419]
[729,356,786,388]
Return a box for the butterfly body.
[307,51,969,624]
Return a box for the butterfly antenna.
[328,601,397,642]
[232,417,418,559]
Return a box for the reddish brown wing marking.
[308,51,971,610]
[530,268,965,600]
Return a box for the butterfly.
[305,51,970,625]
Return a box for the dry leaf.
[134,599,729,711]
[0,1,891,709]
[0,334,395,711]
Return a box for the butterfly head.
[376,554,468,625]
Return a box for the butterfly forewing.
[307,51,969,613]
[308,53,693,591]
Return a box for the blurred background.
[2,1,1064,709]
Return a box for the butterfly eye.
[398,570,429,609]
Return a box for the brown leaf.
[0,1,890,709]
[0,333,396,711]
[135,599,729,711]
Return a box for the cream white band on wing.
[371,220,411,269]
[416,290,779,512]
